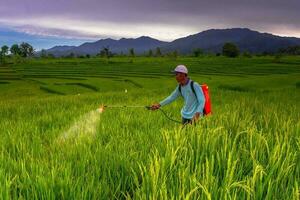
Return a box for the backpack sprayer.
[98,105,182,124]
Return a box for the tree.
[0,45,9,65]
[28,45,34,57]
[129,48,135,57]
[222,42,240,57]
[0,53,4,65]
[19,42,34,57]
[193,48,203,57]
[47,53,55,59]
[10,44,21,56]
[40,49,47,58]
[148,49,153,57]
[1,45,9,56]
[155,47,162,57]
[279,45,300,55]
[67,52,75,58]
[273,54,283,63]
[242,51,252,58]
[99,46,112,59]
[172,50,178,59]
[19,42,28,57]
[166,50,178,60]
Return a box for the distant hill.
[46,45,77,54]
[44,28,300,56]
[45,36,167,56]
[161,28,300,54]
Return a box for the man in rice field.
[151,65,205,125]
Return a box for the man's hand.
[192,112,201,122]
[151,103,161,110]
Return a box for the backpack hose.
[145,106,182,124]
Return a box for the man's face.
[175,72,186,83]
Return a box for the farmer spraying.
[100,65,211,124]
[151,65,206,125]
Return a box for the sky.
[0,0,299,50]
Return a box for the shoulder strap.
[190,81,196,97]
[179,81,197,97]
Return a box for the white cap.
[172,65,188,74]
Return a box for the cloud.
[0,0,299,40]
[0,17,201,41]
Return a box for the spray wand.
[97,105,182,124]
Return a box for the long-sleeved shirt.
[159,79,205,119]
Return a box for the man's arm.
[151,86,180,110]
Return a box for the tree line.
[96,43,241,58]
[0,43,35,64]
[97,46,165,58]
[1,42,299,65]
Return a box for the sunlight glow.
[0,17,199,41]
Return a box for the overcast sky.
[1,0,299,49]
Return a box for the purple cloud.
[0,0,299,40]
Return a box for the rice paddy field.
[0,56,299,199]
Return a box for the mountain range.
[44,28,300,56]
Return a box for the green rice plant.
[0,56,299,199]
[218,84,252,92]
[296,81,300,88]
[40,85,65,95]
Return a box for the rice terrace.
[0,55,299,199]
